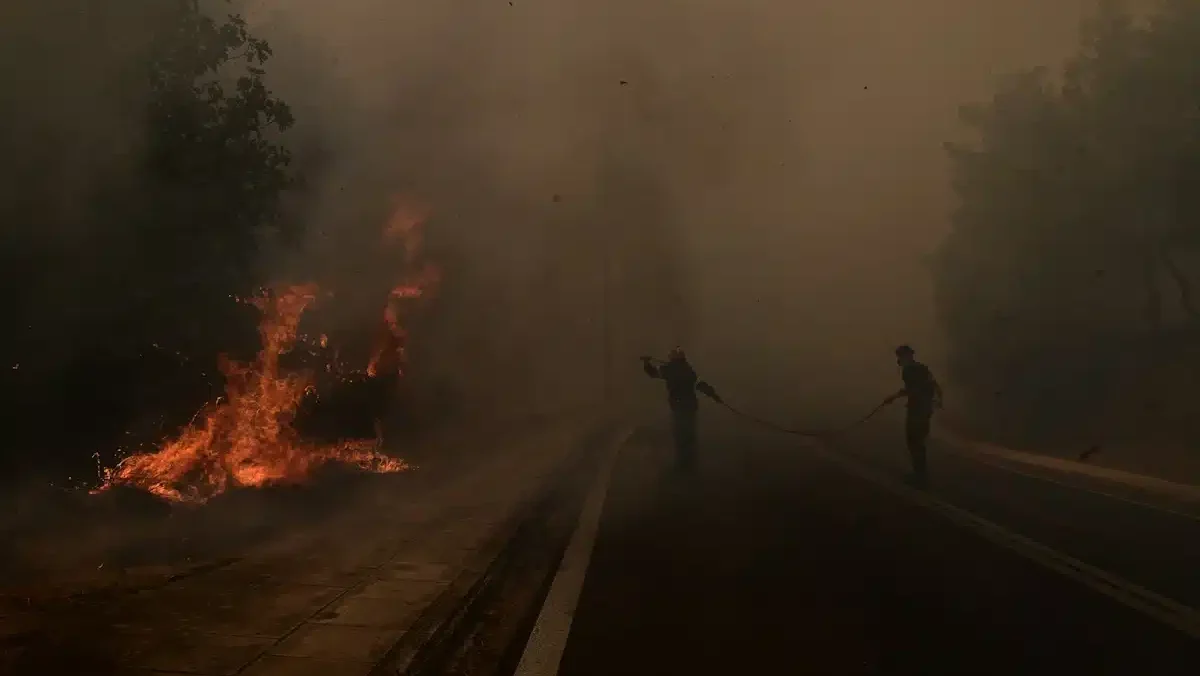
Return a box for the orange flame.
[95,198,439,503]
[96,284,408,503]
[367,198,440,378]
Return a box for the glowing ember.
[96,284,408,503]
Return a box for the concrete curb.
[935,427,1200,504]
[370,421,618,676]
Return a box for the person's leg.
[905,412,931,484]
[686,410,698,469]
[675,408,698,472]
[670,410,684,467]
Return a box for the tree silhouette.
[933,0,1200,439]
[1,1,296,479]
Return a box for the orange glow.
[95,285,408,503]
[367,198,440,379]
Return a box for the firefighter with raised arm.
[882,345,943,486]
[641,347,719,472]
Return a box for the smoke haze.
[242,0,1101,419]
[3,0,1109,451]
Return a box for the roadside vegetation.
[934,1,1200,453]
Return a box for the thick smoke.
[241,0,742,417]
[5,0,1138,600]
[1,0,1109,464]
[241,0,1103,423]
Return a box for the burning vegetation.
[368,200,442,378]
[95,203,440,503]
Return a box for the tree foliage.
[2,0,296,477]
[933,1,1200,437]
[138,1,295,299]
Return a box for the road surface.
[521,419,1200,675]
[0,419,598,676]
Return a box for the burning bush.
[96,202,439,503]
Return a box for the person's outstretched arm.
[696,380,721,403]
[641,357,661,379]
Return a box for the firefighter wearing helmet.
[882,345,943,486]
[641,346,718,473]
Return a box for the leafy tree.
[933,1,1200,439]
[140,0,295,302]
[1,0,297,479]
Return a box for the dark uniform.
[643,352,711,471]
[900,359,937,482]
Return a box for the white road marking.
[934,428,1200,504]
[950,450,1200,523]
[807,440,1200,641]
[512,427,632,676]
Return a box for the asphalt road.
[550,418,1200,676]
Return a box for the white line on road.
[808,440,1200,641]
[512,427,632,676]
[952,450,1200,523]
[935,429,1200,504]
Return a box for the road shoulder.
[1,417,607,676]
[935,426,1200,508]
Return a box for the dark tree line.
[933,1,1200,444]
[1,1,296,479]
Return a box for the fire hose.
[716,399,890,438]
[641,356,890,438]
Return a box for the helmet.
[894,345,915,358]
[667,346,686,361]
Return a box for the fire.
[96,199,439,503]
[97,284,407,503]
[367,198,441,378]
